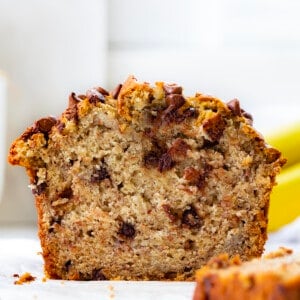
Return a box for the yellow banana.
[268,162,300,231]
[266,122,300,168]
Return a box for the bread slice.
[8,76,285,280]
[193,247,300,300]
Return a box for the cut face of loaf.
[8,76,286,280]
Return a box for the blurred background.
[0,0,300,223]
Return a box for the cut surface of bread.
[8,76,285,280]
[193,247,300,300]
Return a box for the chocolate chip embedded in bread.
[96,86,109,96]
[56,121,66,133]
[91,269,107,280]
[118,222,136,238]
[21,117,56,141]
[143,151,160,168]
[65,93,80,122]
[36,117,57,134]
[50,216,62,226]
[64,260,72,272]
[59,187,73,199]
[182,107,199,119]
[91,166,110,183]
[111,84,123,99]
[182,206,202,228]
[203,114,226,142]
[227,99,241,116]
[165,94,185,110]
[158,152,174,172]
[32,182,47,195]
[86,88,106,104]
[241,109,253,125]
[163,83,183,95]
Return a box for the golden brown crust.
[194,249,300,300]
[8,76,285,280]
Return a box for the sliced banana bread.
[8,76,285,280]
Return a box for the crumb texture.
[8,77,285,280]
[193,248,300,300]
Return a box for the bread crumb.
[14,272,36,285]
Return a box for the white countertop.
[0,218,299,300]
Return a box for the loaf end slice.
[194,247,300,300]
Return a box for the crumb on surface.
[14,272,36,285]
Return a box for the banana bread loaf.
[8,76,285,280]
[193,247,300,300]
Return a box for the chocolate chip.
[182,107,199,118]
[77,94,86,100]
[118,222,136,238]
[202,138,218,149]
[227,99,241,116]
[50,216,62,226]
[97,86,109,96]
[36,117,57,134]
[164,272,177,279]
[165,94,185,110]
[59,187,73,199]
[143,151,160,168]
[184,266,193,272]
[21,117,56,141]
[56,121,65,133]
[163,84,183,95]
[64,260,72,272]
[48,216,62,233]
[241,109,253,125]
[21,126,39,141]
[86,88,106,104]
[117,182,124,190]
[158,152,174,172]
[91,269,107,281]
[87,230,94,237]
[69,92,81,106]
[111,84,123,99]
[65,93,80,122]
[202,114,226,142]
[91,166,110,183]
[182,206,202,228]
[32,182,47,195]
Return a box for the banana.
[266,122,300,168]
[268,162,300,231]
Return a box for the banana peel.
[266,123,300,169]
[266,123,300,231]
[268,162,300,231]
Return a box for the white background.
[0,0,300,222]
